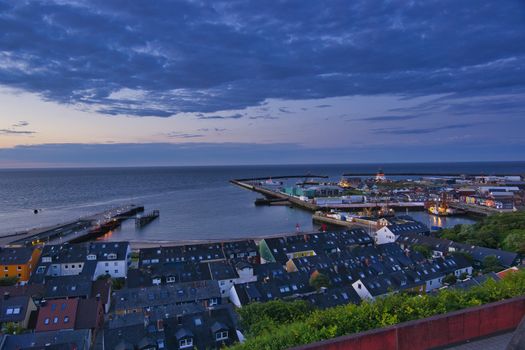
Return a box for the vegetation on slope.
[440,211,525,254]
[229,271,525,350]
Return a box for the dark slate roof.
[175,328,194,339]
[139,243,226,267]
[103,321,166,350]
[254,262,287,280]
[302,286,361,309]
[207,261,239,281]
[87,241,129,261]
[0,329,90,350]
[144,261,211,285]
[398,232,519,267]
[114,280,221,311]
[221,240,258,258]
[108,303,205,329]
[164,305,239,350]
[386,219,430,236]
[0,247,36,265]
[74,298,101,330]
[0,295,31,323]
[448,272,501,291]
[43,275,93,299]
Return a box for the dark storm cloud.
[372,123,475,135]
[0,0,523,117]
[249,115,279,120]
[196,113,244,120]
[12,121,30,127]
[355,115,420,122]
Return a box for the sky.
[0,0,524,167]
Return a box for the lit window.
[64,316,69,323]
[53,317,58,324]
[216,330,228,341]
[44,318,50,325]
[179,338,193,348]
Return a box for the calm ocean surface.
[1,162,524,242]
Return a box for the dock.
[136,210,160,227]
[312,212,380,233]
[4,205,144,247]
[448,202,513,216]
[231,178,425,212]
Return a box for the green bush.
[440,212,525,253]
[229,271,525,350]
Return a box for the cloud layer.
[1,0,524,117]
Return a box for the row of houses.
[0,217,520,349]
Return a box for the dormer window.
[216,330,228,341]
[87,254,97,261]
[107,253,117,260]
[179,338,193,349]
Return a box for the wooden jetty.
[136,210,160,227]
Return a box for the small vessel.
[428,202,458,216]
[338,177,352,188]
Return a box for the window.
[44,318,50,325]
[64,316,69,323]
[4,267,7,271]
[61,303,66,310]
[179,338,193,348]
[209,298,218,306]
[114,270,118,274]
[216,330,228,341]
[105,262,109,266]
[51,304,57,311]
[6,308,13,315]
[53,316,58,324]
[17,266,21,271]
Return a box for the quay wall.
[291,295,525,350]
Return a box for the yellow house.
[0,247,42,284]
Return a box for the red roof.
[496,266,520,279]
[35,298,78,332]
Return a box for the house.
[0,293,37,329]
[35,298,79,332]
[397,232,520,268]
[113,280,221,315]
[233,261,257,284]
[206,261,239,297]
[139,243,226,267]
[104,304,240,350]
[374,217,429,245]
[33,242,131,282]
[91,278,112,313]
[352,275,395,300]
[0,329,91,350]
[166,305,240,350]
[221,240,258,260]
[301,286,361,309]
[75,298,104,338]
[88,241,131,279]
[0,246,42,284]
